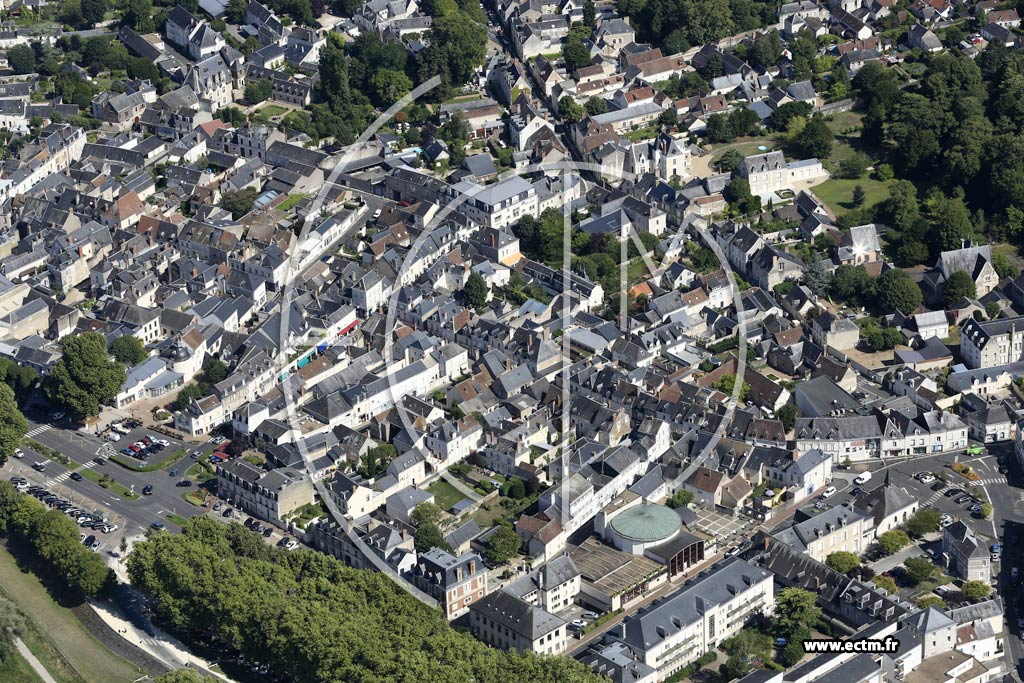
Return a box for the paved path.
[440,470,482,502]
[14,637,57,683]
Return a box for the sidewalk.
[15,637,57,683]
[98,537,238,683]
[89,600,236,683]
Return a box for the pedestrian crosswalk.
[44,460,95,487]
[924,491,944,505]
[977,477,1007,486]
[25,425,50,438]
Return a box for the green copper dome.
[608,503,680,542]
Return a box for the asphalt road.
[7,418,214,538]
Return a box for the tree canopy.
[44,332,127,421]
[128,518,602,683]
[0,482,113,597]
[0,385,28,465]
[875,270,923,314]
[110,335,148,366]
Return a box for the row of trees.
[0,482,114,597]
[128,517,601,683]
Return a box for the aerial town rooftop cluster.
[1,0,1024,680]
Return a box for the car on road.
[94,457,105,465]
[31,462,45,472]
[142,485,154,495]
[191,450,202,459]
[12,448,23,459]
[169,469,178,477]
[850,487,862,497]
[176,479,192,487]
[150,521,166,531]
[854,472,873,485]
[822,486,837,498]
[69,472,83,482]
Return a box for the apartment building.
[410,548,489,619]
[216,459,315,527]
[607,558,774,679]
[771,504,874,563]
[960,315,1024,369]
[469,591,567,655]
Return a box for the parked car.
[930,481,946,491]
[822,486,837,498]
[945,488,962,497]
[223,508,234,518]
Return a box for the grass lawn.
[428,480,466,510]
[0,652,45,683]
[79,469,139,500]
[710,137,778,160]
[443,93,483,104]
[186,461,217,483]
[812,176,892,216]
[276,193,308,211]
[166,513,190,527]
[0,546,142,683]
[258,104,288,118]
[626,126,659,142]
[824,110,863,134]
[470,501,508,528]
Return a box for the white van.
[854,471,872,485]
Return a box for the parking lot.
[814,450,1009,566]
[98,421,188,469]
